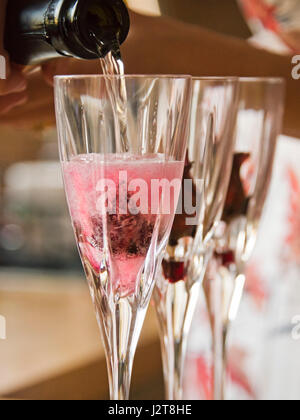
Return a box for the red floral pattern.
[285,167,300,264]
[240,0,279,32]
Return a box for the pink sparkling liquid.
[63,154,183,296]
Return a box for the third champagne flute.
[203,77,285,401]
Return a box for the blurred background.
[1,0,300,400]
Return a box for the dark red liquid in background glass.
[214,250,235,268]
[222,153,250,223]
[215,152,251,267]
[162,260,187,283]
[162,155,196,284]
[163,152,252,282]
[168,155,197,247]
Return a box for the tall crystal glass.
[154,78,239,400]
[203,77,285,400]
[54,75,191,400]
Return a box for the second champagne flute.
[154,77,239,400]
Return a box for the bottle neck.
[4,0,130,65]
[48,0,130,59]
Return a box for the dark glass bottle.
[4,0,130,65]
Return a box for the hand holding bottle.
[0,0,27,115]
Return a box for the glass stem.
[207,265,246,401]
[209,267,228,401]
[107,353,132,400]
[212,320,229,401]
[159,325,175,400]
[155,281,201,400]
[173,335,188,400]
[92,287,147,400]
[109,300,147,400]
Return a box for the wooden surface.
[0,270,163,400]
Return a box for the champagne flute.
[54,75,191,400]
[203,77,285,401]
[154,77,239,400]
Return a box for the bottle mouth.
[75,0,130,58]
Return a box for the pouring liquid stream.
[97,38,130,153]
